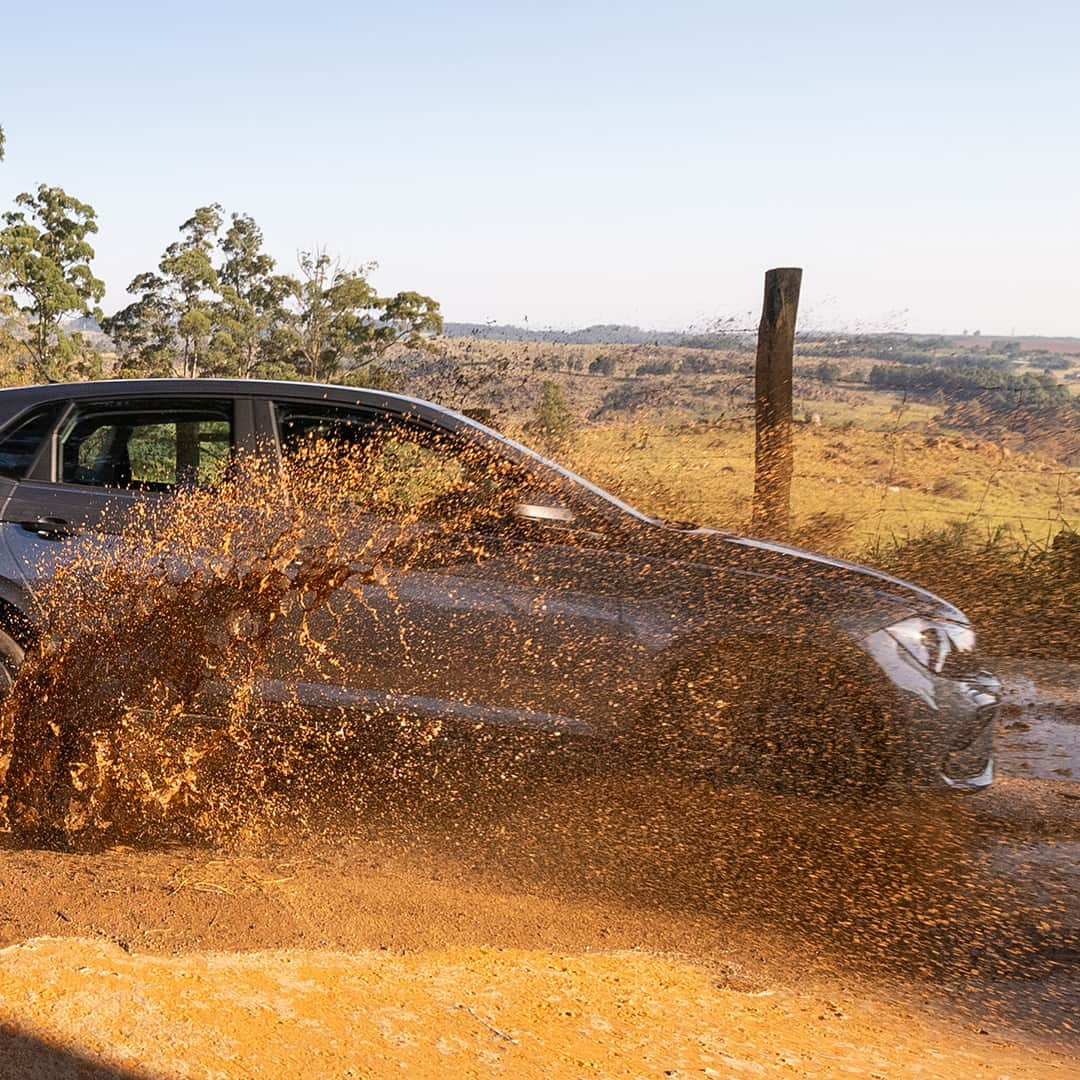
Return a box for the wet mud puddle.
[995,660,1080,782]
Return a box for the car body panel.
[0,379,1001,789]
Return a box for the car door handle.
[19,517,78,541]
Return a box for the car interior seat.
[89,426,133,488]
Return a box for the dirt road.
[0,937,1071,1079]
[0,667,1077,1078]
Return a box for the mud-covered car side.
[0,379,1000,792]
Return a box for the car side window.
[59,399,234,491]
[273,402,525,522]
[0,403,66,480]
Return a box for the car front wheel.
[655,642,901,796]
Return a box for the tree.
[0,185,105,382]
[107,220,443,383]
[277,248,442,383]
[528,380,575,454]
[0,130,18,376]
[814,361,840,384]
[635,360,675,376]
[100,280,175,376]
[210,212,294,377]
[0,294,26,380]
[279,249,346,382]
[105,205,223,377]
[679,353,720,375]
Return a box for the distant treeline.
[868,363,1076,411]
[444,322,754,350]
[452,325,1078,369]
[800,333,1075,370]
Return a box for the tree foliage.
[0,293,25,378]
[868,363,1075,412]
[212,212,295,377]
[0,184,105,381]
[0,130,15,376]
[275,249,442,383]
[105,205,223,377]
[106,212,443,383]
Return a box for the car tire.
[0,627,25,697]
[657,641,898,796]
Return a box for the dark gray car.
[0,379,1000,792]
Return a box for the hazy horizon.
[2,1,1077,338]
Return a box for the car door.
[421,513,653,732]
[0,394,248,608]
[258,398,645,735]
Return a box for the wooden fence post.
[752,267,802,539]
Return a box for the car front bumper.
[862,628,1000,790]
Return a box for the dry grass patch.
[565,422,1078,554]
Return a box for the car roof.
[0,378,477,432]
[0,377,431,408]
[0,378,653,523]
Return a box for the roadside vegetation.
[871,523,1080,661]
[565,421,1076,548]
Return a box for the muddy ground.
[0,663,1076,1078]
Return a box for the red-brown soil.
[0,759,1076,1078]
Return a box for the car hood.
[675,527,968,624]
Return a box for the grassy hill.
[391,333,1080,569]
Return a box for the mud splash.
[0,441,460,847]
[0,433,1074,1061]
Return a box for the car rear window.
[0,403,66,480]
[59,399,234,491]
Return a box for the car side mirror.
[511,499,577,527]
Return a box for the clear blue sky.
[2,0,1077,335]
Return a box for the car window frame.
[19,400,72,485]
[22,394,257,492]
[267,397,516,519]
[0,401,73,484]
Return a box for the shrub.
[865,524,1079,659]
[930,476,970,500]
[527,380,576,454]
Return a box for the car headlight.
[886,616,977,675]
